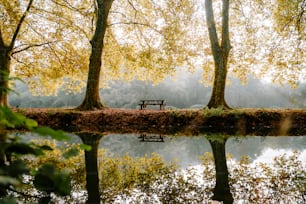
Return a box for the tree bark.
[0,45,11,107]
[78,0,114,110]
[205,0,231,109]
[208,137,233,204]
[78,133,103,204]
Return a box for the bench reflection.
[138,134,164,142]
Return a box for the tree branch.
[10,0,34,49]
[32,6,91,40]
[108,21,163,35]
[50,0,91,16]
[109,11,129,20]
[127,0,138,20]
[296,0,305,33]
[205,0,220,54]
[221,0,231,52]
[24,21,65,68]
[11,41,57,56]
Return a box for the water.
[14,132,306,203]
[97,134,306,167]
[95,134,306,203]
[17,131,306,166]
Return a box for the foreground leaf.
[33,127,70,141]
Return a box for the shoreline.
[15,108,306,136]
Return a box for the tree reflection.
[77,132,103,204]
[207,135,233,204]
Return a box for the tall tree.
[78,0,114,110]
[1,0,194,110]
[204,0,231,109]
[0,0,34,106]
[1,0,92,103]
[78,0,195,110]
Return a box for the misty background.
[9,69,306,109]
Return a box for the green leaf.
[34,163,71,196]
[0,106,38,130]
[79,144,92,151]
[0,118,14,128]
[6,160,29,177]
[38,196,51,204]
[38,145,53,151]
[33,127,70,141]
[34,164,56,194]
[0,176,20,186]
[24,118,38,129]
[62,148,79,159]
[7,143,39,155]
[0,196,18,204]
[53,171,71,196]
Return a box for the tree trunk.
[207,52,229,109]
[78,133,103,204]
[209,137,233,204]
[0,46,11,107]
[78,0,114,110]
[205,0,231,109]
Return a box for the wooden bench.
[139,100,166,110]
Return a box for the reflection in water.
[208,136,233,204]
[77,132,103,204]
[138,134,164,142]
[99,134,306,167]
[64,134,306,203]
[99,134,210,168]
[96,134,306,203]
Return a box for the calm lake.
[18,132,306,203]
[89,134,306,167]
